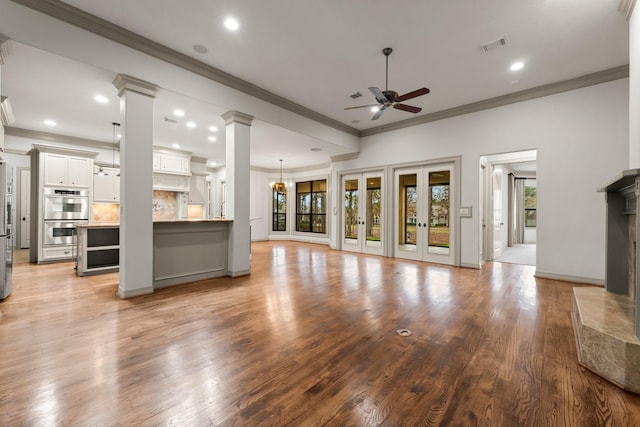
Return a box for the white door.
[492,166,503,259]
[342,172,383,255]
[394,163,456,265]
[19,168,30,249]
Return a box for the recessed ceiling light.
[94,95,109,104]
[371,106,380,113]
[209,161,216,166]
[224,17,239,31]
[209,125,218,132]
[43,119,56,126]
[173,109,185,117]
[208,136,217,142]
[172,143,180,149]
[186,121,196,128]
[510,61,524,71]
[117,133,122,139]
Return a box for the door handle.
[22,217,26,221]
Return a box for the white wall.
[331,79,629,282]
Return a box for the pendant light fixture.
[273,159,286,193]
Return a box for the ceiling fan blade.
[371,106,386,120]
[394,103,422,114]
[369,87,388,104]
[344,104,380,110]
[396,87,430,102]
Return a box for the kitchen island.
[77,219,233,288]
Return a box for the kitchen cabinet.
[43,153,91,188]
[153,151,190,175]
[189,174,207,204]
[93,166,120,202]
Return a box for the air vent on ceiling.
[349,92,362,99]
[164,117,177,123]
[481,35,508,53]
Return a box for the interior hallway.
[0,241,638,425]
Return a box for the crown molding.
[5,126,115,150]
[0,34,11,64]
[191,156,208,164]
[28,142,99,158]
[9,0,360,137]
[360,65,630,137]
[112,74,159,98]
[619,0,637,20]
[222,111,254,127]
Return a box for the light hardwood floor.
[2,242,640,426]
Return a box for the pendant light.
[273,159,286,193]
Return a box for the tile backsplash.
[153,190,178,220]
[92,203,119,223]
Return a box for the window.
[296,179,327,233]
[272,187,287,231]
[524,182,536,227]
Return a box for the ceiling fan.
[345,47,430,120]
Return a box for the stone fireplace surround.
[572,169,640,393]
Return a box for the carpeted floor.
[496,243,536,266]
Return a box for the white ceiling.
[0,0,630,170]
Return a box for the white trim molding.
[535,270,605,286]
[619,0,637,20]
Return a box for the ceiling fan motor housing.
[382,90,398,103]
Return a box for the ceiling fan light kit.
[344,47,430,120]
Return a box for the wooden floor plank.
[2,242,640,425]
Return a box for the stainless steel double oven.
[43,188,89,246]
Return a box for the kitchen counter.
[76,219,232,284]
[78,218,233,228]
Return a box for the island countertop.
[77,218,233,228]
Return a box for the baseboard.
[228,269,250,277]
[460,262,481,269]
[118,286,154,299]
[534,270,604,286]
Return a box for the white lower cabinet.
[42,246,75,260]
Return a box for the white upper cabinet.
[93,167,120,203]
[153,151,190,176]
[43,153,92,188]
[189,175,207,205]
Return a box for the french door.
[342,172,383,255]
[394,163,456,265]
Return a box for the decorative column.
[0,34,9,153]
[113,74,158,298]
[222,110,253,277]
[623,0,640,167]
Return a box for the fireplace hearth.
[571,169,640,393]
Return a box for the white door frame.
[339,170,385,256]
[392,160,459,266]
[18,167,31,249]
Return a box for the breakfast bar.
[76,219,233,288]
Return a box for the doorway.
[18,168,30,249]
[394,163,456,265]
[481,151,537,266]
[341,171,384,255]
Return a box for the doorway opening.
[480,150,537,266]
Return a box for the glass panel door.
[363,174,382,253]
[342,172,384,255]
[394,164,455,265]
[424,164,455,265]
[343,176,359,250]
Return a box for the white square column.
[222,111,253,277]
[625,1,640,167]
[113,74,158,298]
